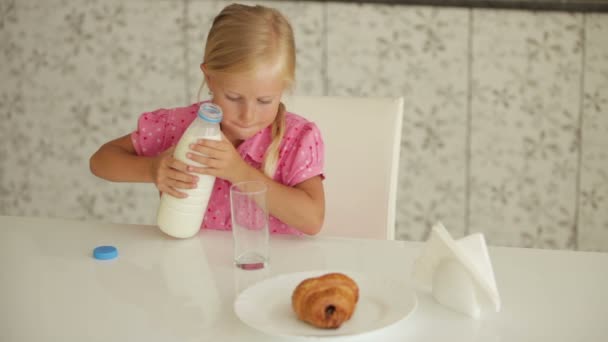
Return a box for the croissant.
[291,272,359,329]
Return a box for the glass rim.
[230,180,267,195]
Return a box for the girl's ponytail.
[262,102,286,178]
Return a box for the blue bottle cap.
[93,245,118,260]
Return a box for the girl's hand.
[151,146,199,198]
[187,135,251,183]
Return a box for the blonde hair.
[197,4,295,178]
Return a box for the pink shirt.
[131,102,325,235]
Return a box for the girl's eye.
[226,95,240,102]
[258,99,272,105]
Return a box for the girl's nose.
[241,102,255,121]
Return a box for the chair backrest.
[282,95,404,240]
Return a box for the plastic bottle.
[157,103,223,238]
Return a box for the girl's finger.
[189,166,210,175]
[189,144,211,156]
[168,158,190,172]
[159,185,187,198]
[196,139,228,151]
[168,178,196,190]
[187,152,214,166]
[168,169,198,184]
[189,166,219,178]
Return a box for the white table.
[1,216,607,341]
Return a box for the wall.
[1,0,607,251]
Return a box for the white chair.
[282,95,404,240]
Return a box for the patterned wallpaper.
[1,0,607,251]
[469,12,583,249]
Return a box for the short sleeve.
[278,122,325,186]
[130,109,171,157]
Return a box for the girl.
[89,4,325,235]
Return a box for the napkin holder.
[412,222,501,318]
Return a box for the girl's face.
[204,63,287,146]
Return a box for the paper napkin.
[412,222,501,318]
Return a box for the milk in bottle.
[156,103,223,238]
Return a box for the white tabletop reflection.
[1,216,607,341]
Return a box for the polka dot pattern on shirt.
[131,102,325,235]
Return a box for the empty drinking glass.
[230,181,269,270]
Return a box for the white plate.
[233,270,417,338]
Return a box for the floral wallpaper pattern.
[469,11,583,249]
[0,0,606,251]
[579,13,608,251]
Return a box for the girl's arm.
[89,134,155,183]
[235,168,325,235]
[89,134,198,198]
[187,138,325,235]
